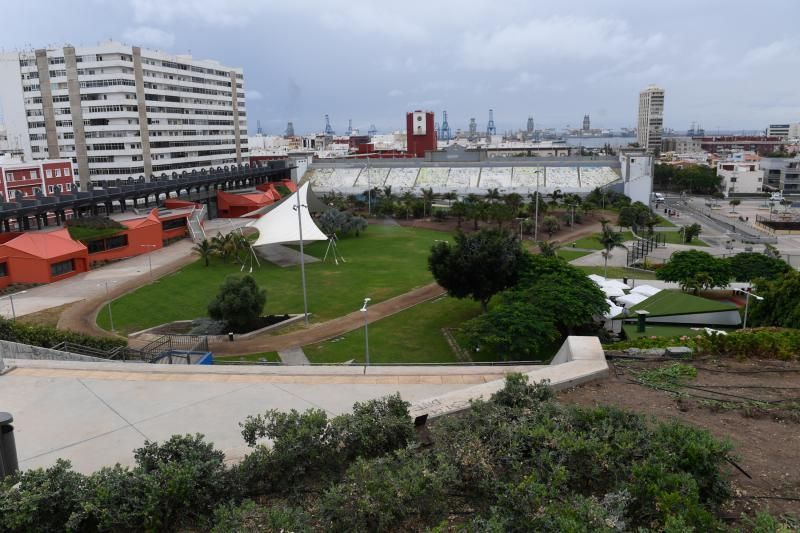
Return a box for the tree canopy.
[207,274,267,331]
[748,270,800,328]
[656,250,731,293]
[428,228,526,312]
[654,164,722,194]
[725,252,790,282]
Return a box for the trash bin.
[228,332,234,342]
[0,412,18,480]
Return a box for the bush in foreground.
[0,316,126,352]
[1,378,758,531]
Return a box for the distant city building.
[406,110,437,157]
[582,114,590,131]
[0,41,247,191]
[760,156,800,192]
[767,123,800,139]
[661,136,703,153]
[716,154,763,195]
[696,136,785,156]
[637,85,665,153]
[0,154,75,201]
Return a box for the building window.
[55,168,61,177]
[30,170,38,180]
[46,169,52,178]
[48,185,54,193]
[64,166,71,176]
[50,259,74,277]
[0,263,7,277]
[162,217,187,231]
[5,172,12,182]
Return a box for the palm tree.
[421,187,435,217]
[596,222,627,276]
[548,189,563,206]
[537,240,560,257]
[193,238,214,267]
[450,201,467,229]
[401,191,415,219]
[486,188,501,203]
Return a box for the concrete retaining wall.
[0,339,112,363]
[410,336,608,419]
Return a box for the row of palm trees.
[192,231,253,267]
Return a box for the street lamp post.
[360,297,371,370]
[2,290,27,321]
[533,169,541,241]
[736,288,764,329]
[293,192,310,327]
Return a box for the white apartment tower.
[637,85,664,153]
[0,42,247,190]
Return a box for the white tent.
[601,285,626,298]
[603,279,631,290]
[588,274,607,285]
[630,284,662,297]
[616,292,649,307]
[604,298,625,319]
[247,183,329,247]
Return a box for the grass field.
[622,323,735,340]
[557,249,593,261]
[98,224,450,334]
[576,266,657,280]
[571,231,635,250]
[304,296,483,364]
[213,351,281,364]
[652,215,677,228]
[629,290,736,317]
[657,231,708,247]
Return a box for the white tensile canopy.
[603,279,631,290]
[587,274,607,285]
[247,183,329,246]
[601,285,626,298]
[616,292,649,307]
[604,298,625,319]
[630,284,662,297]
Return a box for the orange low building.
[0,207,195,290]
[216,190,280,218]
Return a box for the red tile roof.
[1,228,86,259]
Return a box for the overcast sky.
[2,0,799,135]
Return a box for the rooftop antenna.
[324,114,335,135]
[487,109,496,136]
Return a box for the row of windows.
[80,79,136,88]
[85,105,139,114]
[149,139,235,149]
[3,167,71,182]
[145,106,236,117]
[142,82,236,98]
[87,234,128,254]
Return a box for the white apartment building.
[767,123,800,140]
[637,85,665,153]
[0,41,247,190]
[716,155,763,195]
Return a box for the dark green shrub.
[0,316,126,352]
[212,500,312,533]
[207,274,266,331]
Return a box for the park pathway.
[210,282,446,356]
[277,347,311,365]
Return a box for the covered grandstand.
[303,157,623,196]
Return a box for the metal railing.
[626,232,664,266]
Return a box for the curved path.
[209,282,446,355]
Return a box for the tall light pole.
[736,288,764,329]
[2,290,27,321]
[293,191,310,327]
[533,169,541,241]
[360,297,371,370]
[140,244,157,279]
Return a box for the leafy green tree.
[656,250,731,293]
[749,270,800,328]
[207,274,266,330]
[680,223,703,244]
[537,240,560,257]
[597,222,627,276]
[465,196,488,230]
[728,198,741,213]
[503,192,523,215]
[617,201,654,231]
[488,202,515,229]
[428,229,526,312]
[450,201,467,229]
[485,188,501,202]
[547,188,562,206]
[542,215,560,238]
[420,187,435,217]
[726,252,790,282]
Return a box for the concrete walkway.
[277,347,311,365]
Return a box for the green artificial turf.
[657,231,708,247]
[304,296,482,364]
[98,224,451,335]
[622,324,735,340]
[570,231,635,250]
[652,214,677,228]
[576,266,657,280]
[628,290,736,317]
[557,249,593,261]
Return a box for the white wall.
[620,152,653,204]
[0,55,32,160]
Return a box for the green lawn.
[576,266,657,280]
[628,290,736,317]
[652,214,676,228]
[213,351,281,364]
[67,226,123,242]
[621,324,733,340]
[557,249,592,261]
[99,224,451,334]
[304,296,482,364]
[657,231,708,247]
[571,231,635,250]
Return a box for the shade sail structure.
[604,299,625,319]
[603,279,631,290]
[243,182,329,218]
[630,284,662,297]
[587,274,606,285]
[247,183,329,246]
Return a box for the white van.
[653,192,665,202]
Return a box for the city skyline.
[0,0,799,134]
